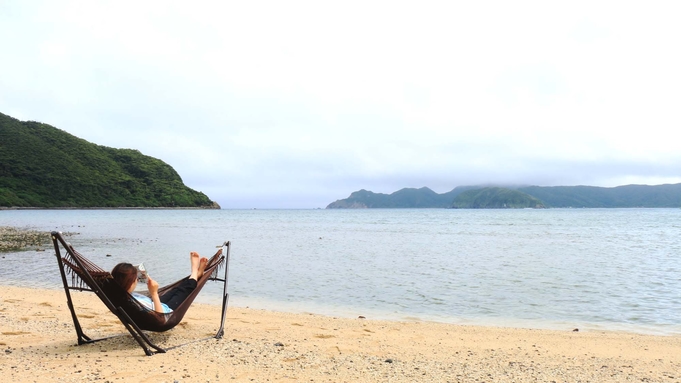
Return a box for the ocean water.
[1,208,680,335]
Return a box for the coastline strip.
[1,285,679,382]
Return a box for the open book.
[135,263,148,284]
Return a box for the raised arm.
[146,276,165,314]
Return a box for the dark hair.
[112,263,137,292]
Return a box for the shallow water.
[1,208,679,335]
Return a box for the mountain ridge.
[452,187,546,209]
[327,183,681,209]
[0,112,219,208]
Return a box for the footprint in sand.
[2,331,31,335]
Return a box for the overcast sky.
[1,1,680,208]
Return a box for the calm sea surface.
[1,208,679,335]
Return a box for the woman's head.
[112,263,137,293]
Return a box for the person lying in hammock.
[111,252,208,313]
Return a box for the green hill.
[451,187,546,209]
[518,184,681,208]
[326,186,478,208]
[327,183,681,209]
[0,112,219,208]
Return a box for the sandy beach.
[0,286,678,382]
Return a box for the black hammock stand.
[51,231,231,356]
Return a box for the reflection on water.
[1,208,680,335]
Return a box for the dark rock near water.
[0,227,51,252]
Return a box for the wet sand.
[1,285,679,382]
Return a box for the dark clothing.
[160,278,197,310]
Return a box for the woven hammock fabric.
[61,246,225,332]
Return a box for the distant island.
[451,187,546,209]
[0,112,219,208]
[327,183,681,209]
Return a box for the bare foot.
[190,251,200,269]
[197,257,208,279]
[189,251,201,280]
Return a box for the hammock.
[51,231,231,356]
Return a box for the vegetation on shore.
[451,187,545,209]
[0,112,219,208]
[517,184,681,208]
[326,186,478,208]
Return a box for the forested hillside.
[518,184,681,208]
[326,186,478,208]
[451,187,546,209]
[327,184,681,209]
[0,112,219,208]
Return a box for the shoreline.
[7,278,679,338]
[2,220,679,341]
[2,285,680,382]
[0,206,220,210]
[215,294,681,338]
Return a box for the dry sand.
[1,285,679,382]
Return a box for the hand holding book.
[135,263,148,284]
